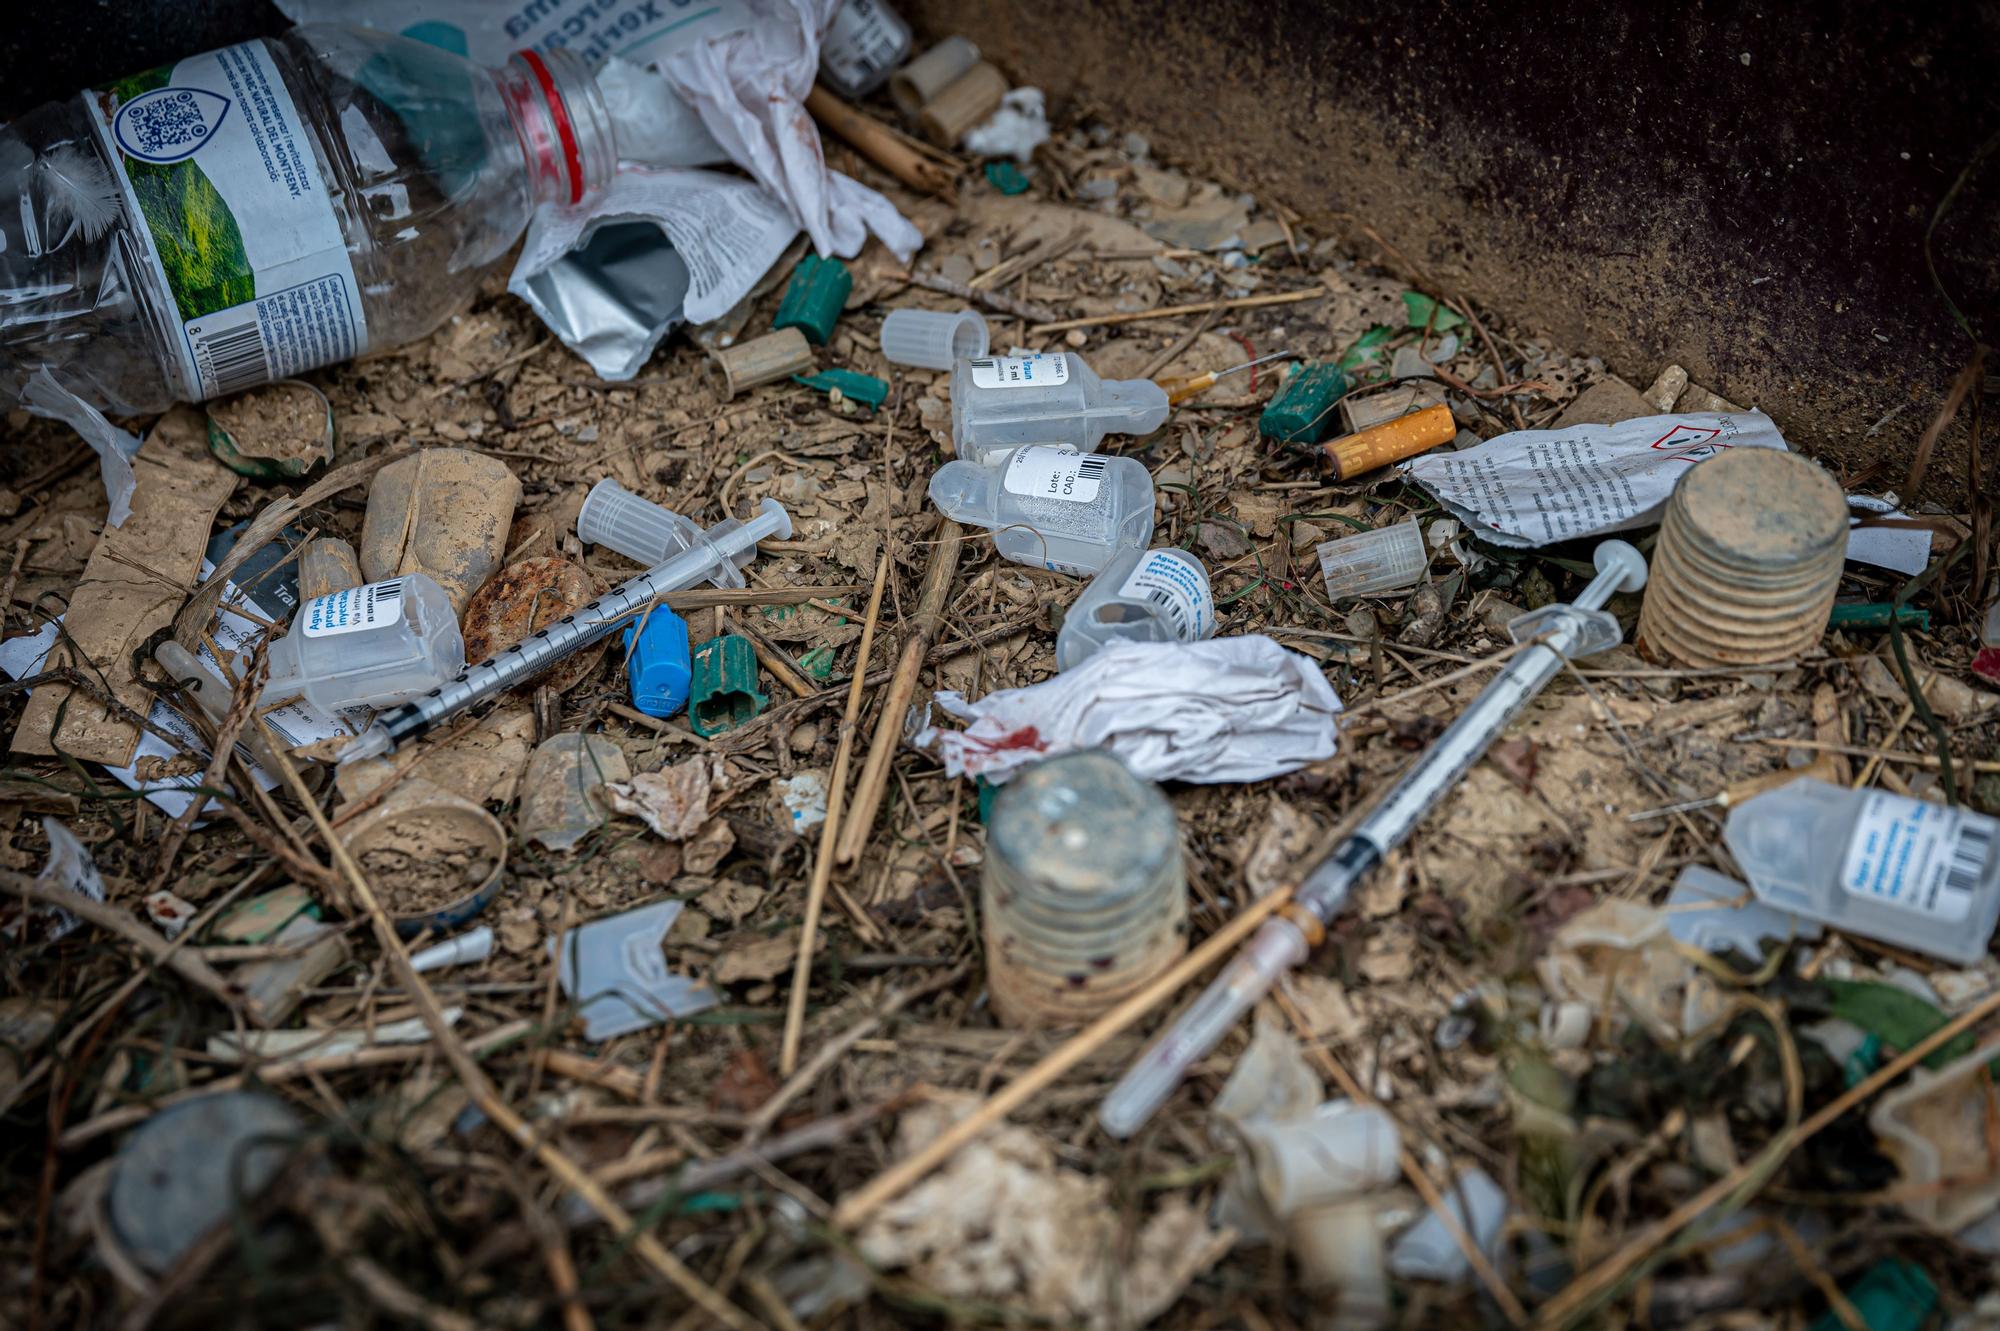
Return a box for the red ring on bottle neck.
[517,49,584,206]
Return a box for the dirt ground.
[1,102,1998,1331]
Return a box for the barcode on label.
[1077,456,1108,480]
[967,358,997,372]
[373,578,405,605]
[1946,819,1995,894]
[1145,586,1190,633]
[194,318,271,396]
[261,711,305,747]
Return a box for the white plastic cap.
[881,308,989,371]
[577,477,696,566]
[1316,517,1427,601]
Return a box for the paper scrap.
[23,818,107,944]
[0,561,360,819]
[11,406,237,764]
[914,636,1342,784]
[1845,495,1934,576]
[1402,411,1788,548]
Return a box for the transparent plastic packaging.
[949,352,1170,463]
[880,307,988,370]
[577,478,752,588]
[1056,545,1214,670]
[928,445,1155,575]
[1317,518,1426,600]
[1724,778,2000,964]
[0,26,614,415]
[983,751,1186,1027]
[264,572,464,713]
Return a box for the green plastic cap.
[773,255,854,347]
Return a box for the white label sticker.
[969,354,1070,390]
[1840,791,1993,924]
[1003,445,1106,503]
[91,41,367,400]
[302,579,407,638]
[1118,549,1213,641]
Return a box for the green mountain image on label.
[118,158,255,318]
[100,60,256,320]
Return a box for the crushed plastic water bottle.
[950,353,1170,464]
[929,445,1155,575]
[1725,778,2000,964]
[0,26,614,415]
[264,574,464,714]
[1056,546,1215,670]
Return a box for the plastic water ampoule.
[950,353,1169,464]
[1725,777,2000,965]
[928,445,1155,576]
[1055,546,1215,670]
[263,574,464,713]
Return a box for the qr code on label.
[125,92,208,155]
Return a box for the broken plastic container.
[577,478,752,588]
[1233,1100,1403,1216]
[949,352,1170,463]
[551,900,718,1040]
[1317,518,1426,601]
[1724,778,2000,965]
[1388,1167,1509,1283]
[929,445,1156,576]
[0,26,614,415]
[1055,546,1215,670]
[881,308,990,370]
[263,574,463,713]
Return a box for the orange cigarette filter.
[1321,403,1455,480]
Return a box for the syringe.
[336,499,792,764]
[1098,539,1649,1137]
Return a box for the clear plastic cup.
[1316,517,1426,600]
[881,308,989,370]
[577,478,752,588]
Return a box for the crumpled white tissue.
[913,636,1341,784]
[964,88,1050,163]
[658,0,922,263]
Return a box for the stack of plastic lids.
[1637,447,1847,667]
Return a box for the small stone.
[789,722,820,753]
[1064,329,1088,349]
[936,253,976,286]
[1290,521,1325,551]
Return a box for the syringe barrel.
[1099,915,1309,1137]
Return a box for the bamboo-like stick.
[779,552,893,1077]
[836,521,962,865]
[805,84,960,197]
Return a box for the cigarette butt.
[709,328,815,399]
[918,62,1007,148]
[1322,403,1456,480]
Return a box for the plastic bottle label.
[89,41,367,401]
[969,354,1070,390]
[1003,446,1105,503]
[301,579,407,638]
[1839,791,1992,924]
[820,0,908,91]
[1118,549,1213,640]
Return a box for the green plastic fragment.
[1827,602,1931,632]
[1336,325,1394,371]
[1259,362,1349,445]
[796,645,836,681]
[1822,979,1977,1071]
[1841,1032,1881,1088]
[773,254,852,346]
[794,368,889,414]
[1401,291,1466,332]
[689,635,769,737]
[976,776,998,825]
[985,160,1030,194]
[1807,1258,1935,1331]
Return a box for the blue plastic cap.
[622,611,693,719]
